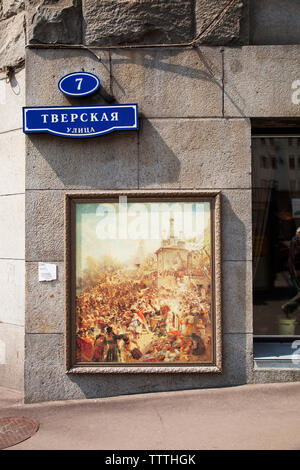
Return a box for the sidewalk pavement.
[1,382,300,450]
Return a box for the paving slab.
[0,383,300,450]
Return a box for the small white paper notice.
[38,262,57,282]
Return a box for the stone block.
[24,332,252,402]
[24,333,67,402]
[0,259,25,326]
[250,0,300,45]
[0,68,25,133]
[111,47,223,117]
[26,261,64,333]
[2,0,24,20]
[223,332,253,384]
[0,194,25,259]
[82,0,194,46]
[253,368,300,384]
[222,260,252,334]
[25,131,138,190]
[224,45,300,117]
[195,0,245,45]
[26,0,82,45]
[239,0,250,45]
[0,323,24,390]
[25,48,111,107]
[138,118,251,189]
[0,131,25,195]
[0,11,25,70]
[221,189,252,262]
[25,190,64,261]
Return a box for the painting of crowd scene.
[75,200,213,365]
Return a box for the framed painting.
[65,191,221,373]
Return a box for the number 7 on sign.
[75,78,83,90]
[58,72,100,97]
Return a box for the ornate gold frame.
[65,190,222,374]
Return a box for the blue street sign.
[58,72,100,97]
[23,104,138,138]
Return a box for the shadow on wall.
[26,119,181,189]
[8,73,22,96]
[111,48,221,89]
[23,189,251,402]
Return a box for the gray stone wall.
[23,43,300,402]
[0,67,25,390]
[1,0,300,399]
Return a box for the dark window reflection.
[253,136,300,336]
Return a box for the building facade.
[0,0,300,402]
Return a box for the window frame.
[252,128,300,343]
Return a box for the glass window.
[252,136,300,337]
